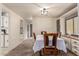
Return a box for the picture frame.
[20,20,23,34]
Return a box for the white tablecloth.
[33,35,67,53]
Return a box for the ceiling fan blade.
[34,3,56,10]
[33,3,42,8]
[46,5,56,9]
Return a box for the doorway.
[0,11,9,48]
[56,19,60,32]
[27,24,32,38]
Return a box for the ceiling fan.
[34,3,55,15]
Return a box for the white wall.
[60,17,65,35]
[23,20,28,39]
[32,16,57,35]
[0,4,24,55]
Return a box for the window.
[65,17,78,35]
[66,18,74,35]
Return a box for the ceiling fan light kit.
[41,8,48,15]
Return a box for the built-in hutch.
[62,16,79,55]
[62,35,79,55]
[61,4,79,55]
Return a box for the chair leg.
[39,49,43,56]
[40,49,45,56]
[39,50,42,56]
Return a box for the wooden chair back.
[58,32,61,38]
[41,31,47,35]
[44,33,58,47]
[33,33,36,41]
[43,33,59,55]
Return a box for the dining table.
[33,35,67,54]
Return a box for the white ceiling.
[3,3,77,19]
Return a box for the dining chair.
[41,31,47,35]
[58,32,61,38]
[43,33,59,56]
[33,33,36,41]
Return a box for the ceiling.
[3,3,77,19]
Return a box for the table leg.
[39,50,42,56]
